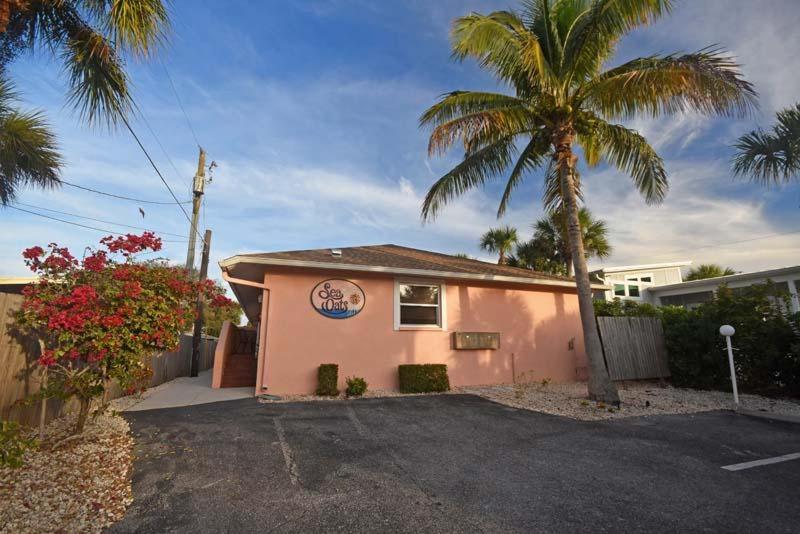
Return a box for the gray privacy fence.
[596,316,671,380]
[0,291,217,427]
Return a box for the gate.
[596,316,670,380]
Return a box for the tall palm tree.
[419,0,755,403]
[480,225,518,264]
[0,0,170,126]
[0,76,60,205]
[534,208,611,275]
[733,103,800,185]
[685,264,736,281]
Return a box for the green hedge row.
[398,364,450,393]
[594,283,800,397]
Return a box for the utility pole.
[191,229,212,377]
[185,147,206,272]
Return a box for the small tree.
[479,226,518,264]
[15,232,235,434]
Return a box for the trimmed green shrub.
[594,298,659,317]
[594,283,800,397]
[316,364,339,396]
[398,364,450,393]
[345,376,368,397]
[1,421,37,468]
[662,283,800,396]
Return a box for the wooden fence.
[0,291,217,427]
[596,316,671,380]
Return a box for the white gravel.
[0,412,134,534]
[260,382,800,422]
[458,382,800,421]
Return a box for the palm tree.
[533,208,611,275]
[0,76,60,205]
[480,225,518,264]
[419,0,755,403]
[685,264,736,281]
[507,238,566,275]
[0,0,170,126]
[733,103,800,185]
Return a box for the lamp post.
[719,324,738,407]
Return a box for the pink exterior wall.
[258,268,588,395]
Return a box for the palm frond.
[543,158,583,212]
[585,120,667,204]
[425,106,536,156]
[561,0,672,83]
[521,0,562,73]
[582,49,757,119]
[62,23,132,127]
[80,0,170,57]
[0,107,62,205]
[732,103,800,185]
[497,130,551,217]
[451,10,557,94]
[419,91,528,127]
[732,130,794,185]
[422,138,517,221]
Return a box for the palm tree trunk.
[554,126,619,405]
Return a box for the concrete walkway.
[113,370,253,412]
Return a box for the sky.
[2,0,799,287]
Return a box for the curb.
[738,408,800,425]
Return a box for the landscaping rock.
[0,413,133,533]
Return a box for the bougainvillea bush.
[15,232,237,433]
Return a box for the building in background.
[592,262,800,313]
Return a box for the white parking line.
[721,452,800,471]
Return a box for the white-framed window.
[612,273,654,300]
[394,279,446,330]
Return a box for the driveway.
[110,395,800,533]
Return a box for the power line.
[161,59,201,148]
[12,201,189,238]
[7,205,189,242]
[647,228,800,259]
[61,179,191,205]
[119,114,203,241]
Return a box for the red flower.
[38,350,56,367]
[22,246,44,260]
[122,281,143,298]
[83,251,107,272]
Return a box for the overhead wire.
[160,59,201,149]
[61,179,191,205]
[119,114,203,241]
[645,228,800,259]
[12,201,189,238]
[7,205,189,242]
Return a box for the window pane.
[614,284,625,296]
[640,276,652,283]
[400,305,438,325]
[400,284,439,304]
[628,285,640,297]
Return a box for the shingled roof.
[222,244,578,284]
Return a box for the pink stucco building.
[213,245,606,396]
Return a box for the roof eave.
[219,256,611,290]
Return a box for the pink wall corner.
[211,320,234,388]
[259,269,588,395]
[254,275,270,396]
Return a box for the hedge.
[316,364,339,396]
[398,364,450,393]
[594,283,800,397]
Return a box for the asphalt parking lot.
[110,394,800,533]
